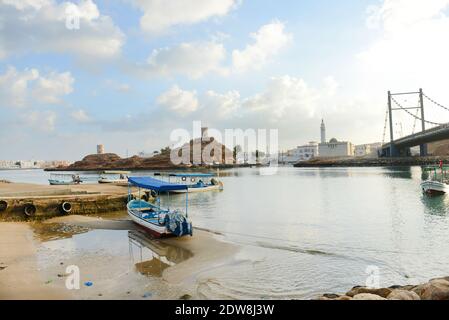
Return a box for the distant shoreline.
[294,156,449,168]
[44,163,259,172]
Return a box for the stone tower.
[320,120,326,144]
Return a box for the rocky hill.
[49,138,235,171]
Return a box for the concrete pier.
[0,182,133,221]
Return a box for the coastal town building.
[354,143,382,157]
[282,142,319,163]
[0,160,70,169]
[318,120,354,158]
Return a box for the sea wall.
[294,156,449,168]
[0,194,128,221]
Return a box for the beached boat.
[98,171,130,185]
[421,165,449,196]
[154,173,223,193]
[127,176,193,238]
[48,173,81,185]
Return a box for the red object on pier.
[440,160,443,169]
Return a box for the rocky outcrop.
[48,138,236,171]
[317,277,449,300]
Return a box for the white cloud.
[0,0,124,62]
[203,90,241,118]
[146,41,228,79]
[242,76,318,118]
[134,0,238,34]
[157,85,199,116]
[33,72,74,104]
[0,66,74,108]
[232,21,292,73]
[70,109,91,123]
[358,0,449,101]
[0,67,39,107]
[21,110,57,132]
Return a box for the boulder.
[322,293,340,299]
[346,286,392,298]
[336,295,353,301]
[387,290,420,300]
[413,279,449,300]
[352,293,387,300]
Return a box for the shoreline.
[0,216,238,300]
[294,156,449,168]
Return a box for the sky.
[1,0,449,160]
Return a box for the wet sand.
[0,215,238,300]
[0,222,70,299]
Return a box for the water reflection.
[31,222,89,241]
[421,195,449,216]
[128,230,192,277]
[382,167,413,179]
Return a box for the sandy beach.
[0,222,69,299]
[0,215,238,300]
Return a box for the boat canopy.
[128,177,188,192]
[154,173,214,178]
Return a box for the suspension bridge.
[380,89,449,157]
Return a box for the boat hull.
[126,200,192,238]
[421,181,448,196]
[98,179,128,186]
[170,184,223,194]
[48,179,77,185]
[127,208,170,238]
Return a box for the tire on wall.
[0,200,7,212]
[23,204,37,217]
[60,201,72,214]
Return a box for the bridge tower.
[386,89,427,157]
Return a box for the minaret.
[320,119,326,144]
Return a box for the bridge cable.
[391,96,444,126]
[423,93,449,112]
[382,106,389,145]
[412,99,420,134]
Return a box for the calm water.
[2,167,449,299]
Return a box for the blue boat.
[127,177,193,238]
[154,173,224,193]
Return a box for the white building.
[354,143,382,157]
[282,142,319,163]
[319,139,354,158]
[318,120,354,158]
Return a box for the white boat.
[155,173,223,193]
[421,180,449,195]
[127,176,193,238]
[49,173,81,185]
[98,171,130,185]
[422,165,449,196]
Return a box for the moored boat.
[98,171,130,185]
[127,176,193,238]
[421,164,449,196]
[48,173,81,185]
[154,173,223,193]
